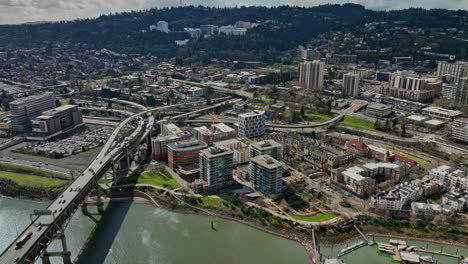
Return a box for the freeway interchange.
[0,98,233,264]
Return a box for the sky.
[0,0,467,25]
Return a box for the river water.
[1,196,467,264]
[0,196,310,264]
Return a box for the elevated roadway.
[0,98,230,264]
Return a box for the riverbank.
[93,192,317,262]
[96,191,468,262]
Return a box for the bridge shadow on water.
[73,189,135,264]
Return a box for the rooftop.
[252,154,283,169]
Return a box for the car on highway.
[14,256,20,262]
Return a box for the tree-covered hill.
[0,4,466,62]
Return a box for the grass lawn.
[341,116,382,133]
[0,171,67,188]
[383,147,432,166]
[247,98,270,106]
[60,101,70,106]
[284,109,335,122]
[289,213,337,222]
[121,168,181,189]
[0,162,65,178]
[98,178,113,184]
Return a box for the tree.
[300,106,305,117]
[400,123,406,137]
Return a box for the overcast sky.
[0,0,467,25]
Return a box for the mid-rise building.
[250,155,284,195]
[151,132,191,160]
[199,147,234,190]
[161,122,184,137]
[331,162,409,196]
[422,106,462,121]
[31,105,83,137]
[441,83,458,100]
[455,77,468,106]
[156,21,169,33]
[381,73,442,102]
[167,140,208,168]
[193,123,236,145]
[366,103,393,117]
[9,92,56,132]
[452,118,468,143]
[299,60,325,90]
[237,110,265,138]
[249,140,282,161]
[437,61,468,83]
[214,138,253,164]
[430,165,468,191]
[200,24,217,35]
[342,73,360,97]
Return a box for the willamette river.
[1,196,467,264]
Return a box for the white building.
[199,147,234,189]
[161,122,183,137]
[156,21,169,33]
[183,28,201,39]
[342,72,360,97]
[366,103,393,117]
[237,110,265,138]
[452,118,468,143]
[437,61,468,83]
[299,60,325,90]
[193,123,236,144]
[430,165,468,191]
[218,25,247,36]
[215,138,252,164]
[422,106,462,121]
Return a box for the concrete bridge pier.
[80,201,89,215]
[96,186,105,214]
[40,231,72,264]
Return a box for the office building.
[342,73,360,97]
[156,21,169,33]
[452,118,468,143]
[381,73,442,102]
[218,25,246,36]
[237,110,265,138]
[167,140,208,168]
[249,140,282,161]
[9,92,56,132]
[299,60,325,90]
[422,106,462,121]
[199,147,234,189]
[250,155,284,195]
[437,61,468,83]
[455,77,468,106]
[366,103,393,117]
[31,105,83,137]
